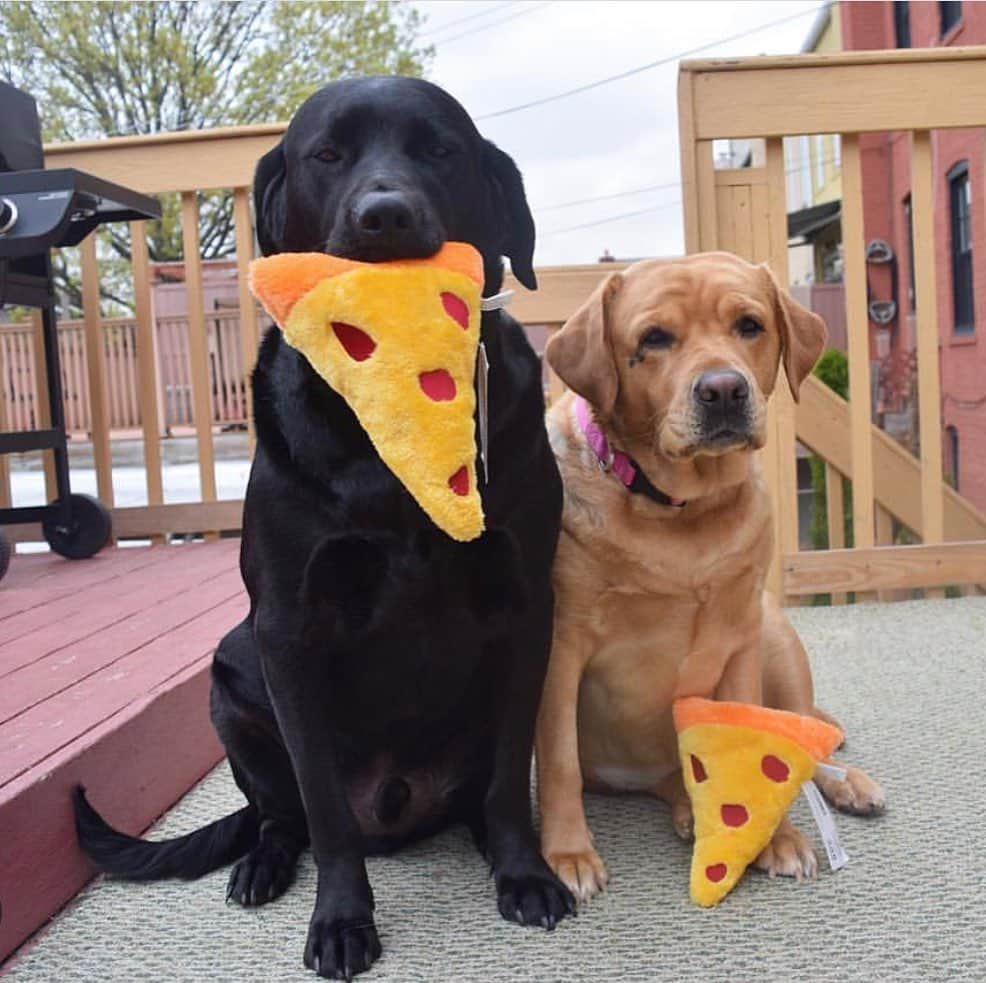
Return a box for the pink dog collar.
[574,396,686,508]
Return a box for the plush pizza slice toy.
[672,697,843,907]
[249,242,485,542]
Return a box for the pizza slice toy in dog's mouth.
[673,697,843,907]
[249,242,485,542]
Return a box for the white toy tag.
[480,290,513,311]
[815,761,848,782]
[477,341,490,483]
[801,779,849,871]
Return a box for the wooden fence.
[1,310,251,434]
[4,47,986,599]
[678,45,986,598]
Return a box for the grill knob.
[0,197,17,234]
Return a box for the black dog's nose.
[354,191,415,242]
[694,369,749,409]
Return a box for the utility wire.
[536,180,681,213]
[538,153,842,235]
[535,151,841,216]
[423,1,514,38]
[474,4,826,121]
[436,1,554,45]
[541,201,682,237]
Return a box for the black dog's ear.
[482,140,537,290]
[253,142,287,256]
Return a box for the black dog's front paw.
[226,832,300,907]
[304,913,381,980]
[495,857,576,930]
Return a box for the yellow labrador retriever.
[536,252,885,902]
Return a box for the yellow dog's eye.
[736,316,764,339]
[641,327,675,350]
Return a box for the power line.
[436,1,554,45]
[536,180,681,213]
[474,4,826,121]
[423,2,514,38]
[540,200,682,237]
[533,150,841,219]
[538,152,843,236]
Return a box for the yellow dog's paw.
[671,796,694,841]
[545,845,609,903]
[816,763,887,816]
[753,821,818,881]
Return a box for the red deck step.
[0,540,247,963]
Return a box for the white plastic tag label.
[480,290,514,311]
[477,342,490,484]
[801,779,849,872]
[815,761,848,783]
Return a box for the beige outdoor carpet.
[6,597,985,982]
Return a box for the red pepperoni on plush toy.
[332,322,376,361]
[419,369,457,402]
[691,754,707,783]
[441,292,469,329]
[761,755,790,782]
[448,466,469,496]
[721,804,749,827]
[705,863,727,883]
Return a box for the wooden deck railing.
[0,116,614,540]
[1,310,252,433]
[4,49,985,600]
[678,46,986,597]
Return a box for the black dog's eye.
[640,327,675,350]
[736,316,764,339]
[314,147,341,163]
[429,144,451,159]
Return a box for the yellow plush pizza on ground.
[249,243,485,541]
[672,697,844,907]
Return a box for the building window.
[894,2,911,47]
[940,1,962,35]
[903,195,916,312]
[946,425,960,491]
[948,162,975,334]
[815,135,826,188]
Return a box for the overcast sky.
[413,0,822,266]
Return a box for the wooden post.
[911,130,946,600]
[79,236,115,510]
[825,462,846,605]
[233,187,260,452]
[840,135,876,560]
[130,221,165,543]
[874,503,899,602]
[765,138,800,601]
[678,68,701,253]
[179,192,218,531]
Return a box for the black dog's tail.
[73,786,260,881]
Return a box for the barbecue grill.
[0,80,161,580]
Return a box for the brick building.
[841,1,986,510]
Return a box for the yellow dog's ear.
[759,264,828,402]
[545,271,623,416]
[249,253,362,326]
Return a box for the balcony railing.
[678,45,986,598]
[3,47,985,599]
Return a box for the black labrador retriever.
[74,76,574,978]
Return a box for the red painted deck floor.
[0,539,247,963]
